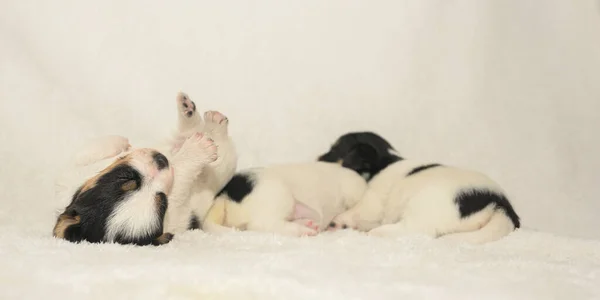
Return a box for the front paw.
[152,232,174,246]
[177,132,218,167]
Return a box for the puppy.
[202,162,368,237]
[53,133,216,246]
[53,92,236,245]
[319,132,520,244]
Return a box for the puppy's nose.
[152,152,169,170]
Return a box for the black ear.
[317,150,338,163]
[53,210,84,243]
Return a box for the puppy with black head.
[53,92,235,245]
[319,132,521,244]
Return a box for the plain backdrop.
[1,0,599,240]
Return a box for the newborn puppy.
[53,133,215,246]
[202,162,367,237]
[53,91,234,245]
[320,132,520,244]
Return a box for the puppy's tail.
[439,209,519,245]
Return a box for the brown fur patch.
[79,156,132,194]
[53,213,81,239]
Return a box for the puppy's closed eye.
[121,180,138,191]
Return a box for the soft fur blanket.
[1,225,599,299]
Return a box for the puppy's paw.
[204,110,229,126]
[327,213,356,232]
[177,92,197,118]
[297,226,318,237]
[152,232,174,246]
[293,218,320,232]
[178,132,218,166]
[203,111,230,135]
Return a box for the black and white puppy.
[319,132,520,244]
[53,92,235,245]
[53,134,215,246]
[201,162,368,237]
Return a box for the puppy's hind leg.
[203,110,229,137]
[176,92,202,133]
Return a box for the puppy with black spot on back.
[52,92,237,245]
[319,132,520,244]
[201,161,368,237]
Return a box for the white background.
[1,0,599,240]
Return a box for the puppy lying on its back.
[53,133,216,246]
[320,132,521,244]
[53,92,236,245]
[202,162,368,237]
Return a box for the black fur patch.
[155,192,168,223]
[216,173,255,203]
[318,131,401,181]
[152,152,169,170]
[454,189,520,228]
[406,164,442,176]
[189,214,200,230]
[57,164,168,246]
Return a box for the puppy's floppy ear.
[317,150,338,163]
[53,209,83,242]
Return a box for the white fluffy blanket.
[1,223,599,299]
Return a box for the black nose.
[152,152,169,170]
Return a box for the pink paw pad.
[204,111,228,125]
[294,219,320,232]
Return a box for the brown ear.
[121,180,138,191]
[53,211,81,240]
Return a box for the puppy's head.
[53,148,174,246]
[317,132,401,181]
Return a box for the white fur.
[330,159,518,244]
[156,93,238,234]
[203,162,367,237]
[53,92,237,240]
[54,136,176,242]
[105,186,164,241]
